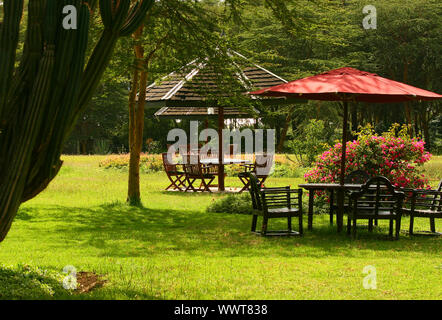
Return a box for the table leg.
[336,188,344,233]
[308,190,314,231]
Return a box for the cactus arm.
[0,0,24,112]
[120,0,154,37]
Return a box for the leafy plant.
[288,119,331,167]
[207,193,255,215]
[305,124,432,189]
[0,264,68,300]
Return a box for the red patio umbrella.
[250,67,442,232]
[250,67,442,185]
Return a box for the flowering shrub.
[99,153,163,173]
[305,124,432,189]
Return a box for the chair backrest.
[344,170,370,184]
[162,153,176,173]
[351,176,405,217]
[411,189,442,213]
[247,172,263,210]
[183,162,202,176]
[255,153,274,176]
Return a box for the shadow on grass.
[16,192,441,260]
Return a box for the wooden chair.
[247,173,303,236]
[402,179,442,235]
[238,153,274,193]
[162,153,186,191]
[329,170,370,225]
[182,157,216,192]
[348,176,405,239]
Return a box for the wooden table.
[200,158,251,191]
[199,158,251,165]
[298,183,363,232]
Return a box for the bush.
[207,193,255,215]
[99,153,164,173]
[288,119,331,167]
[0,264,69,300]
[304,124,432,189]
[223,157,303,178]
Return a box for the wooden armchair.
[162,153,186,191]
[348,176,405,239]
[238,154,274,193]
[247,173,303,236]
[329,170,370,225]
[402,179,442,235]
[182,158,216,192]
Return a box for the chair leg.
[261,217,268,236]
[395,218,401,240]
[329,190,334,225]
[389,219,394,238]
[352,218,357,238]
[299,214,303,235]
[375,218,378,226]
[409,216,414,236]
[238,176,250,193]
[201,178,213,193]
[251,215,258,232]
[347,215,351,235]
[186,178,197,192]
[287,217,292,232]
[430,217,436,233]
[368,219,373,232]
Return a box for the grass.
[0,155,441,299]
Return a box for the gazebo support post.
[337,100,349,232]
[218,107,225,191]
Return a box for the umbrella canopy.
[251,67,442,103]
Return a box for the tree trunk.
[350,103,358,139]
[277,106,294,153]
[127,25,147,205]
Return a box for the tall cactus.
[0,0,154,241]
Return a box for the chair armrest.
[240,164,255,172]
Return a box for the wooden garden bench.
[348,176,405,239]
[402,180,442,236]
[247,173,303,236]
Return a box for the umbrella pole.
[218,107,225,191]
[337,101,348,233]
[340,101,348,185]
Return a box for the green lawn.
[0,155,441,299]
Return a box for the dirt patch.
[75,272,107,294]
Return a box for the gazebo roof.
[145,51,289,108]
[154,106,259,119]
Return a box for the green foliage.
[99,153,163,173]
[288,119,331,167]
[305,124,433,189]
[0,264,68,300]
[207,193,254,215]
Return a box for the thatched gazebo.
[145,51,303,191]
